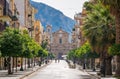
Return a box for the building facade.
[14,0,37,35]
[73,9,87,47]
[0,0,38,70]
[71,13,82,49]
[50,28,72,59]
[46,25,52,47]
[0,0,12,32]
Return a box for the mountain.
[30,0,75,33]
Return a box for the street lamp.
[83,54,87,69]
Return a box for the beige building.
[9,0,20,29]
[46,25,52,46]
[0,0,19,70]
[14,0,37,36]
[73,9,87,47]
[71,13,82,49]
[50,28,72,59]
[13,0,31,27]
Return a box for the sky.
[31,0,88,19]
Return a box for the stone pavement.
[23,60,97,79]
[0,62,51,79]
[83,69,116,79]
[76,64,117,79]
[0,60,117,79]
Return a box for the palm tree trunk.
[105,56,112,75]
[115,10,120,77]
[100,51,106,77]
[100,52,112,76]
[100,58,105,77]
[115,56,120,76]
[115,10,120,44]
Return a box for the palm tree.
[82,2,115,76]
[99,0,120,76]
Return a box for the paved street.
[23,60,96,79]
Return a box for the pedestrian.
[58,59,60,63]
[45,60,47,64]
[55,58,57,63]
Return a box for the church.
[46,25,72,59]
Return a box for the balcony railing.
[12,10,20,21]
[12,15,18,21]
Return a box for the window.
[35,26,39,31]
[59,38,62,44]
[59,33,62,37]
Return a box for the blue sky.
[32,0,88,19]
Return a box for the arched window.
[59,38,62,44]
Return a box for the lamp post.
[83,54,87,69]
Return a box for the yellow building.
[34,20,44,44]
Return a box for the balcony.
[28,26,34,32]
[1,1,12,22]
[74,13,81,20]
[28,14,32,17]
[12,10,19,21]
[12,14,18,21]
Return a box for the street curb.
[87,72,101,79]
[19,61,52,79]
[78,67,101,79]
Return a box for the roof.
[53,28,69,34]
